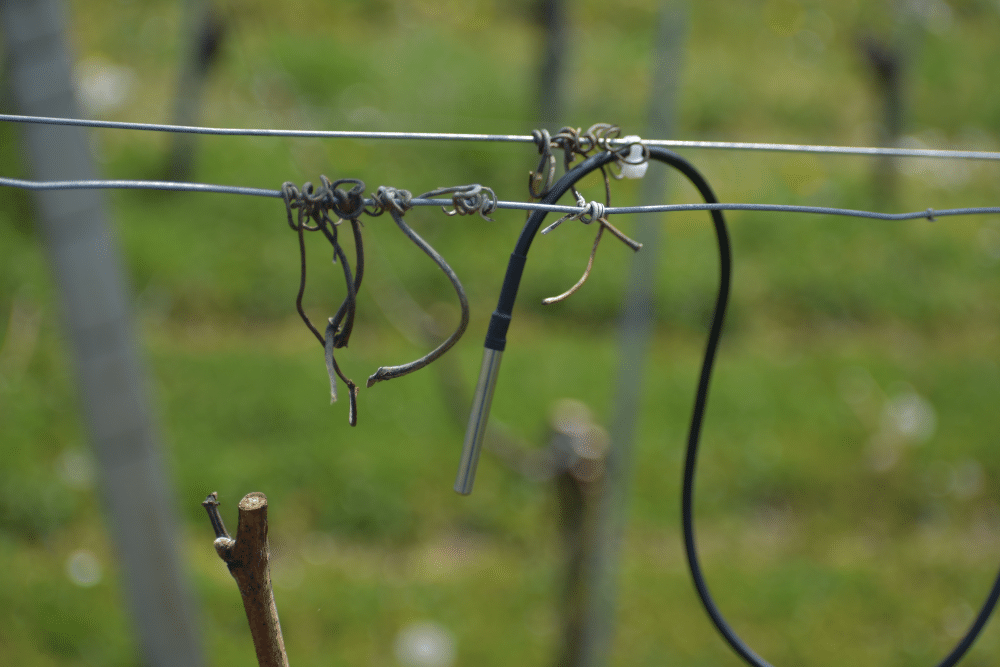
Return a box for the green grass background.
[2,0,1000,665]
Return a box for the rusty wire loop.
[283,177,473,424]
[529,124,647,304]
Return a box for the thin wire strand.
[3,176,998,222]
[0,176,281,198]
[0,113,533,143]
[3,113,1000,161]
[640,138,1000,161]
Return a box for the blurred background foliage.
[1,0,1000,665]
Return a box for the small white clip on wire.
[618,135,648,179]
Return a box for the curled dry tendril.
[540,204,642,304]
[527,124,648,305]
[283,179,363,425]
[282,178,475,426]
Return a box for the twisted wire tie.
[529,124,616,199]
[281,177,368,224]
[578,200,605,224]
[586,123,622,153]
[541,200,610,234]
[540,200,642,305]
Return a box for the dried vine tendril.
[540,201,642,304]
[365,186,471,387]
[421,184,498,221]
[282,177,363,425]
[281,177,478,425]
[529,123,649,202]
[529,124,647,304]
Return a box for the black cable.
[484,145,1000,666]
[668,146,1000,667]
[671,150,775,667]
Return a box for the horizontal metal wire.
[3,175,999,222]
[604,202,1000,221]
[0,113,533,143]
[3,113,1000,161]
[0,176,281,198]
[640,139,1000,161]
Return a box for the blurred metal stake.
[577,3,688,666]
[168,0,225,179]
[0,1,204,665]
[536,0,567,125]
[858,36,904,203]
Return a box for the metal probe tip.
[454,348,503,495]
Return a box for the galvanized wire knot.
[421,184,498,221]
[540,200,606,234]
[540,200,642,305]
[577,200,605,224]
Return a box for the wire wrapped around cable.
[486,145,1000,667]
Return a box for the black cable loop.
[670,143,1000,667]
[481,145,1000,667]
